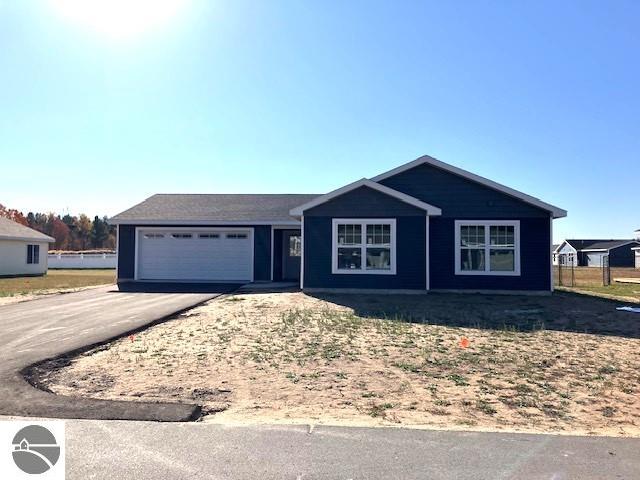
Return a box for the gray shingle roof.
[565,239,640,251]
[109,194,321,224]
[0,217,55,242]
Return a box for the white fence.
[48,253,117,269]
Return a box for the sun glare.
[49,0,190,41]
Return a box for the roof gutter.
[0,235,55,243]
[107,219,301,226]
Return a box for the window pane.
[338,224,361,245]
[490,225,514,247]
[490,249,515,271]
[337,247,361,269]
[27,245,33,264]
[366,247,391,270]
[460,248,485,271]
[34,245,40,264]
[366,224,391,245]
[289,235,301,257]
[460,225,485,247]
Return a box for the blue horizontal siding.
[304,216,426,290]
[429,217,551,291]
[380,163,549,218]
[304,186,426,290]
[117,225,136,280]
[609,244,639,268]
[116,224,271,282]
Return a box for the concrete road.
[0,285,235,420]
[58,420,639,479]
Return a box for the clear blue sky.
[1,1,638,242]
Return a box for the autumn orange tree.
[0,203,116,251]
[0,203,28,226]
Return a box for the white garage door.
[137,229,253,282]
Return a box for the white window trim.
[331,218,397,275]
[454,220,521,276]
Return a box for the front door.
[282,230,301,281]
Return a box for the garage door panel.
[137,230,253,281]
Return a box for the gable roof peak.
[289,178,442,216]
[371,154,567,219]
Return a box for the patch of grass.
[601,406,617,418]
[598,365,618,375]
[392,362,422,373]
[368,403,394,418]
[285,372,299,383]
[448,374,470,386]
[476,399,497,415]
[0,269,115,296]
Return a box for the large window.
[332,219,396,274]
[455,220,520,276]
[27,244,40,264]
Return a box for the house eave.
[0,235,55,243]
[108,219,301,226]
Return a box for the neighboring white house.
[552,241,578,267]
[0,217,54,277]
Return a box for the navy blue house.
[110,156,567,294]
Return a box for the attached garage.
[136,228,254,282]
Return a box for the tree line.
[0,203,116,251]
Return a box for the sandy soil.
[35,291,640,437]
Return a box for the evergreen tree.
[91,216,109,248]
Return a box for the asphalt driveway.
[0,284,236,421]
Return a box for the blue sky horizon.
[1,1,638,242]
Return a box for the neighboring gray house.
[0,217,54,277]
[553,239,640,268]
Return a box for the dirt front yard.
[0,269,115,306]
[35,290,640,437]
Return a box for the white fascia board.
[108,219,301,226]
[553,240,576,254]
[371,155,567,219]
[289,178,442,216]
[579,249,608,253]
[0,235,55,243]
